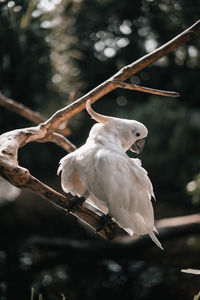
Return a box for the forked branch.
[43,20,200,132]
[0,92,70,136]
[0,20,200,240]
[114,81,180,97]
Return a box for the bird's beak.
[130,138,145,154]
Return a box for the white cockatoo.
[58,100,163,249]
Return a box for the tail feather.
[153,226,159,234]
[148,229,164,250]
[133,213,163,250]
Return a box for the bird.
[57,100,163,249]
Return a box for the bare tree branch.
[22,213,200,273]
[0,92,75,152]
[0,92,46,124]
[114,81,181,97]
[0,92,70,136]
[0,127,119,239]
[43,20,200,133]
[0,21,200,240]
[37,132,76,153]
[25,214,200,259]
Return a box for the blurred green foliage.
[0,0,61,132]
[0,0,65,173]
[1,0,200,207]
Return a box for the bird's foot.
[67,195,85,214]
[96,214,114,232]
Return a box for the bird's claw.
[96,214,113,232]
[67,196,85,214]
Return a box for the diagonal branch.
[24,214,200,260]
[0,92,75,152]
[43,20,200,133]
[0,92,70,136]
[113,81,181,97]
[0,127,119,239]
[42,132,76,153]
[0,91,46,124]
[0,21,200,240]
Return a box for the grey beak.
[130,138,145,154]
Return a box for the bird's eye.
[135,131,140,137]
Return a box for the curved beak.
[130,138,145,154]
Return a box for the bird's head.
[86,100,148,154]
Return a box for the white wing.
[58,150,86,197]
[58,143,108,213]
[77,148,162,249]
[58,144,162,249]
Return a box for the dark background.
[0,0,200,299]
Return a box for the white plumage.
[58,101,163,249]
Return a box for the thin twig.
[114,81,181,97]
[0,91,46,124]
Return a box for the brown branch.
[23,213,200,273]
[0,165,119,241]
[0,128,119,239]
[0,92,70,136]
[0,92,75,152]
[0,21,200,240]
[114,81,181,97]
[37,132,76,153]
[25,214,200,259]
[43,20,200,133]
[0,92,46,124]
